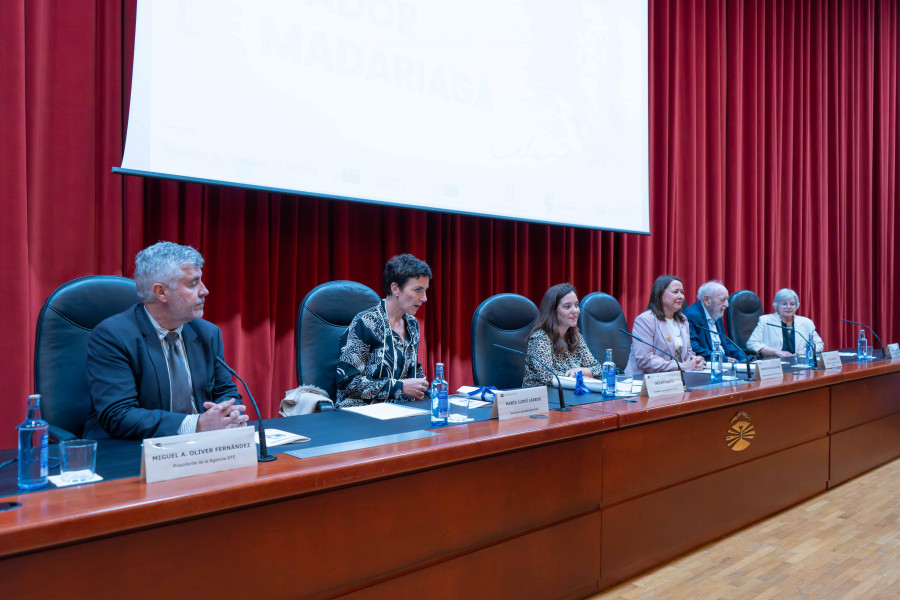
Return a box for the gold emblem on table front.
[726,410,755,451]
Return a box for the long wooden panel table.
[1,359,898,599]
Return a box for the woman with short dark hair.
[522,283,601,387]
[625,275,704,374]
[336,254,433,407]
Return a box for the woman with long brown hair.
[522,283,601,387]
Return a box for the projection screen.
[117,0,649,233]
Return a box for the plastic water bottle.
[430,363,449,425]
[806,341,816,367]
[18,394,49,490]
[857,329,868,361]
[710,343,724,382]
[601,349,616,397]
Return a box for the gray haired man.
[85,242,248,439]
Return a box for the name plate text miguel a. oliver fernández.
[140,427,257,484]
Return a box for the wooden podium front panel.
[831,371,900,432]
[829,371,900,486]
[830,412,900,486]
[599,438,829,589]
[341,512,602,600]
[601,388,829,506]
[0,435,602,600]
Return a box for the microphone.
[491,344,571,412]
[616,328,688,385]
[216,355,276,462]
[692,323,754,379]
[766,323,819,367]
[841,318,885,359]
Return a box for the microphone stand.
[616,327,688,387]
[216,356,276,462]
[766,323,819,369]
[492,344,570,412]
[692,323,755,380]
[841,318,885,360]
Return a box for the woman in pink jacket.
[625,275,706,375]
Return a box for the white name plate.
[640,371,685,398]
[818,350,843,370]
[885,343,900,359]
[753,358,784,381]
[141,427,257,484]
[491,387,549,420]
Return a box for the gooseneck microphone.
[766,323,819,367]
[692,323,754,379]
[492,344,571,412]
[616,328,687,383]
[216,355,276,462]
[841,318,885,359]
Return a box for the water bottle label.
[40,433,49,476]
[437,390,449,417]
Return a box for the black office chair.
[726,290,764,354]
[296,280,380,401]
[577,292,631,371]
[34,275,139,441]
[471,293,539,389]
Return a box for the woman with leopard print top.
[523,283,601,388]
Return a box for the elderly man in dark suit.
[683,280,743,362]
[84,242,248,440]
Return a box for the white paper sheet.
[342,403,430,420]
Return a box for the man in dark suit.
[84,242,248,440]
[683,280,744,362]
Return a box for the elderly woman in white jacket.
[747,288,824,358]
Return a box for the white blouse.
[665,317,683,353]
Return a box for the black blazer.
[84,304,240,440]
[683,301,743,361]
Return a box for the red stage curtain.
[1,0,899,446]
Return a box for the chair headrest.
[41,275,140,330]
[300,280,381,327]
[729,290,763,315]
[580,292,625,323]
[475,293,540,332]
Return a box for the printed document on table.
[342,403,430,420]
[255,428,310,446]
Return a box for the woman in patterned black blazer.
[336,254,433,408]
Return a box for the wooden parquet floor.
[589,457,900,600]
